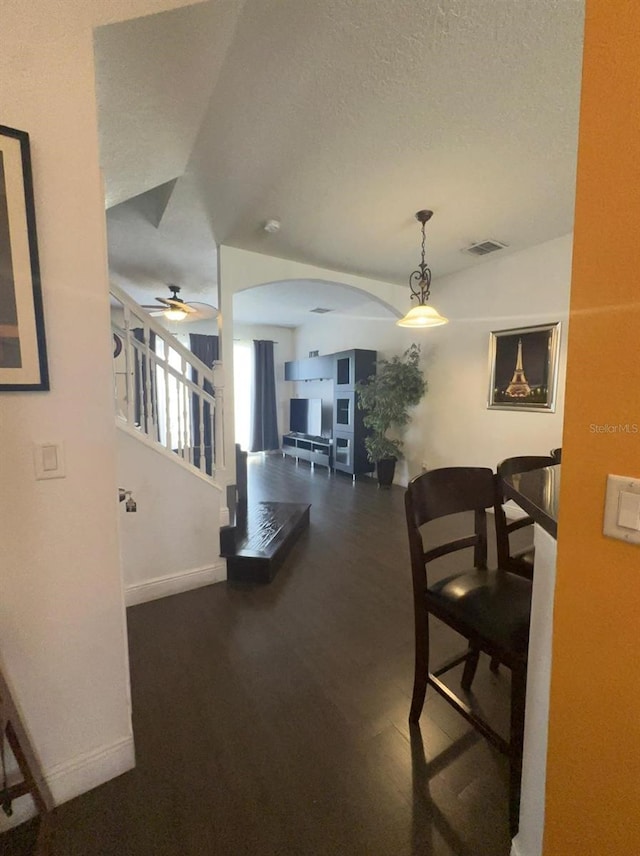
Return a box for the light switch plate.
[618,491,640,530]
[603,474,640,544]
[34,442,66,480]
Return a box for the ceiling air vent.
[310,307,332,314]
[462,239,508,257]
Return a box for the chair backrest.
[496,455,556,482]
[495,455,556,569]
[405,467,496,584]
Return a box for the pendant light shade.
[396,209,448,328]
[396,303,448,328]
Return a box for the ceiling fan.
[141,285,218,322]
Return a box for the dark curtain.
[190,334,219,474]
[250,339,279,452]
[133,328,157,435]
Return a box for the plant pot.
[376,457,396,488]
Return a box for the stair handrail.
[110,283,218,377]
[110,282,224,481]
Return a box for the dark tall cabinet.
[331,349,376,479]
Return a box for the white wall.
[0,0,200,827]
[232,322,294,449]
[117,428,226,605]
[292,235,572,484]
[418,234,571,471]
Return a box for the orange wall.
[544,1,640,852]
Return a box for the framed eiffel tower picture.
[487,322,561,412]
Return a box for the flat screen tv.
[290,398,322,436]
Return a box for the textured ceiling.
[95,0,585,323]
[106,170,218,299]
[94,0,242,209]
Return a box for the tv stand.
[282,434,332,470]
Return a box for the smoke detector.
[462,239,508,257]
[263,219,281,234]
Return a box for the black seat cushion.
[427,569,532,654]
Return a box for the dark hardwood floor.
[4,455,515,856]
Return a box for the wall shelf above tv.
[284,355,333,381]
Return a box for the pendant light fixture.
[396,209,449,328]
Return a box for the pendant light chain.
[418,219,431,302]
[408,210,433,304]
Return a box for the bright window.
[234,340,253,451]
[155,340,190,450]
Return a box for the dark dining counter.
[502,464,560,539]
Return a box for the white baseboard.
[0,735,135,832]
[47,735,135,804]
[125,561,227,606]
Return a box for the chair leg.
[410,609,429,723]
[509,661,527,838]
[5,722,51,817]
[460,645,480,691]
[34,813,53,856]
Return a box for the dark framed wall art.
[487,322,560,412]
[0,124,49,391]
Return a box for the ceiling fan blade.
[186,302,218,320]
[159,297,197,314]
[139,294,215,321]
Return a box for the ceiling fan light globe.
[396,303,448,328]
[163,307,188,321]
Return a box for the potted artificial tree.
[355,344,426,487]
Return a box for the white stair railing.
[110,283,224,483]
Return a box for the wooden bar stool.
[0,668,53,854]
[405,467,532,836]
[494,456,556,580]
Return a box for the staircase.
[221,500,311,584]
[220,447,310,584]
[110,284,228,604]
[110,285,310,592]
